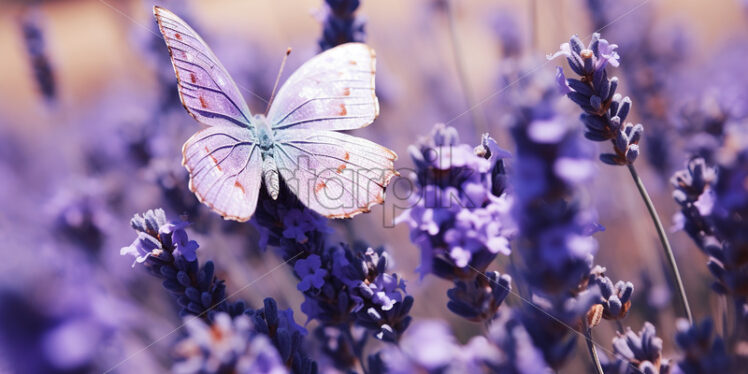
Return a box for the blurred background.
[1,0,747,372]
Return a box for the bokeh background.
[1,0,747,372]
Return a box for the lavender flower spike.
[549,33,638,166]
[553,33,694,323]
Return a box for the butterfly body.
[155,6,397,221]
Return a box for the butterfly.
[153,6,398,221]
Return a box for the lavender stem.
[583,318,604,374]
[627,163,694,324]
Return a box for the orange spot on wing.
[338,103,347,116]
[190,73,197,83]
[199,96,208,109]
[344,152,350,161]
[349,60,357,65]
[175,33,182,40]
[315,181,326,193]
[204,146,222,171]
[234,181,245,193]
[342,87,351,96]
[336,164,347,173]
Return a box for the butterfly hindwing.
[273,130,397,218]
[267,43,378,131]
[182,126,262,221]
[154,6,252,128]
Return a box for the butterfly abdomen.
[262,156,280,200]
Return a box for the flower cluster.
[602,322,670,374]
[587,266,634,325]
[318,0,366,51]
[121,209,245,319]
[172,312,287,374]
[672,318,731,374]
[397,124,514,321]
[297,244,413,343]
[550,33,643,166]
[122,209,317,373]
[252,186,412,372]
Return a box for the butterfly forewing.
[154,6,253,128]
[182,126,262,221]
[267,43,378,131]
[273,130,397,218]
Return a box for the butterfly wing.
[273,130,397,218]
[267,43,378,131]
[154,6,252,128]
[182,126,262,221]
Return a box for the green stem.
[582,318,604,374]
[626,163,693,324]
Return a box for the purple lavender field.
[1,0,747,373]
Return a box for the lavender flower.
[481,308,552,373]
[121,209,243,319]
[318,0,366,51]
[672,318,731,374]
[19,7,56,103]
[672,154,748,317]
[397,124,513,321]
[587,266,634,325]
[549,33,642,166]
[602,322,670,374]
[299,244,412,343]
[172,312,287,374]
[246,298,317,374]
[252,186,412,372]
[584,0,688,175]
[509,85,602,368]
[398,124,513,278]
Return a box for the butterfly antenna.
[266,47,292,115]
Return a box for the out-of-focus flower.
[19,7,56,103]
[369,320,488,373]
[602,322,670,374]
[317,0,366,51]
[509,78,603,368]
[671,153,748,323]
[173,312,287,374]
[550,33,642,166]
[490,10,523,58]
[672,318,731,374]
[481,308,552,373]
[246,299,317,374]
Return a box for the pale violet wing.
[267,43,378,131]
[182,126,262,221]
[272,130,397,218]
[154,6,253,128]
